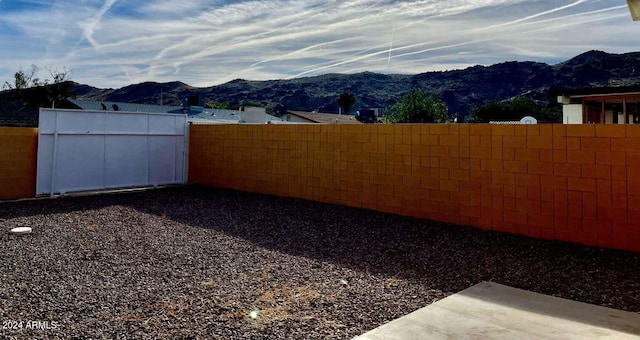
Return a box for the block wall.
[0,127,38,200]
[189,124,640,252]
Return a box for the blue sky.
[0,0,637,88]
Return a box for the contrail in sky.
[82,0,119,48]
[387,23,397,69]
[481,0,588,31]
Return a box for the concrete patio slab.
[357,281,640,340]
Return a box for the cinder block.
[596,151,626,166]
[502,148,515,161]
[629,235,640,252]
[440,157,460,169]
[491,147,504,160]
[420,134,439,145]
[527,186,541,200]
[541,200,555,212]
[566,125,595,137]
[514,148,540,162]
[540,228,556,241]
[581,138,611,151]
[529,214,554,228]
[513,125,527,136]
[470,170,492,183]
[440,179,460,192]
[611,165,626,180]
[515,199,541,214]
[492,125,515,136]
[539,125,553,137]
[504,210,526,224]
[459,181,481,194]
[439,135,459,146]
[596,179,612,194]
[459,147,471,159]
[429,124,449,135]
[626,124,640,138]
[613,232,630,250]
[626,175,640,193]
[481,183,504,197]
[582,192,597,208]
[527,135,553,149]
[429,189,451,202]
[480,135,492,147]
[515,173,540,187]
[593,125,623,138]
[469,124,491,136]
[492,172,515,185]
[568,177,597,192]
[492,196,504,209]
[582,164,611,179]
[553,150,567,163]
[553,136,568,150]
[525,125,540,136]
[430,145,450,157]
[528,162,554,175]
[553,124,567,136]
[393,144,411,155]
[553,163,582,177]
[503,185,516,198]
[504,161,528,174]
[611,137,640,152]
[481,159,503,172]
[566,150,596,165]
[491,135,504,148]
[628,211,640,225]
[470,146,492,159]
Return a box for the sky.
[0,0,637,89]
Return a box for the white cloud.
[0,0,637,88]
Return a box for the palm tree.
[336,92,356,115]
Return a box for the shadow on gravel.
[2,185,639,312]
[129,185,640,312]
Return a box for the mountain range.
[46,50,640,117]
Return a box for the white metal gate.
[36,108,187,196]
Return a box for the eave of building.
[568,92,640,100]
[550,85,640,97]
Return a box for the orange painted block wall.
[0,127,38,200]
[189,124,640,252]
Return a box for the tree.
[384,88,449,123]
[45,67,73,109]
[205,100,230,109]
[468,97,560,123]
[336,92,356,115]
[2,65,73,108]
[3,65,42,90]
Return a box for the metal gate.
[36,108,187,196]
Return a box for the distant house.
[553,86,640,124]
[62,99,283,124]
[355,107,384,123]
[0,97,38,127]
[62,99,185,114]
[281,111,363,124]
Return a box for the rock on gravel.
[1,185,639,339]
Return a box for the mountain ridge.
[70,50,640,117]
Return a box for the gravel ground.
[1,185,639,339]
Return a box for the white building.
[553,86,640,124]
